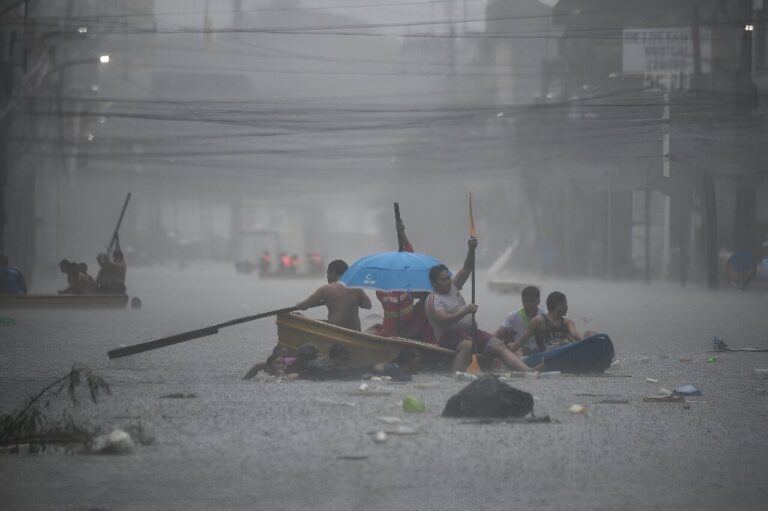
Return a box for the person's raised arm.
[452,236,477,289]
[357,289,372,310]
[296,286,327,310]
[397,219,414,253]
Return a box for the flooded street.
[1,265,767,510]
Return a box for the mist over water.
[6,0,764,288]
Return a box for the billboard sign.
[623,27,711,74]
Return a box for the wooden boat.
[521,334,615,374]
[0,294,129,310]
[276,312,454,368]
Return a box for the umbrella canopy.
[339,251,446,292]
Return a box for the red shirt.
[373,242,435,343]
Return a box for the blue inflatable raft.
[522,334,615,374]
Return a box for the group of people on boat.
[259,250,325,275]
[289,219,598,375]
[58,245,127,295]
[0,246,127,296]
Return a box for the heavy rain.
[1,1,767,510]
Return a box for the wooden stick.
[394,202,405,252]
[107,192,131,255]
[469,193,477,334]
[107,305,305,359]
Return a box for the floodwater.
[1,264,768,511]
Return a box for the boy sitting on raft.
[508,291,595,355]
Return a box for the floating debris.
[569,404,588,414]
[346,382,392,396]
[312,398,355,407]
[673,384,703,396]
[368,426,418,436]
[643,394,685,402]
[89,428,134,455]
[403,395,426,413]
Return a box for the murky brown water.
[1,264,767,510]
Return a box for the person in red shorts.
[425,236,534,373]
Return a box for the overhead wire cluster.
[2,0,764,187]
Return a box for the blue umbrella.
[339,251,447,292]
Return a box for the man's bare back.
[296,259,372,331]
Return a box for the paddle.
[394,202,405,252]
[394,202,404,336]
[468,193,477,335]
[107,305,309,359]
[107,193,132,255]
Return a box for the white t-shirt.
[500,307,546,347]
[425,283,473,340]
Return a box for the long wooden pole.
[107,192,132,254]
[394,202,405,252]
[394,202,404,336]
[107,305,310,359]
[469,193,477,333]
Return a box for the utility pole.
[702,170,718,289]
[661,92,671,280]
[644,169,651,284]
[739,0,756,110]
[606,168,613,280]
[691,0,702,89]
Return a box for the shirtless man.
[296,259,372,331]
[509,291,593,355]
[425,236,534,373]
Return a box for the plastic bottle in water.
[455,371,478,382]
[713,336,724,352]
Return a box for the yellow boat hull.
[276,312,454,367]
